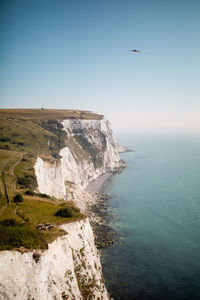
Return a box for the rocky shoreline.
[89,194,117,249]
[85,167,125,249]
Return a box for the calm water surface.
[101,133,200,300]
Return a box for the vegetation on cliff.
[0,194,84,251]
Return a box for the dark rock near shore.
[92,221,116,249]
[87,193,119,249]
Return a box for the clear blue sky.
[1,0,200,132]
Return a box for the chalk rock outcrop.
[34,117,121,200]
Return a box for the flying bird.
[129,49,143,54]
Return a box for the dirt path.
[0,171,9,216]
[10,152,24,192]
[25,126,41,154]
[0,153,23,217]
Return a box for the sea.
[101,132,200,300]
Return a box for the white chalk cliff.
[0,115,122,300]
[0,219,109,300]
[34,117,121,200]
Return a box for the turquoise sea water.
[101,133,200,300]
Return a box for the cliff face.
[34,117,121,200]
[0,218,109,300]
[0,112,121,300]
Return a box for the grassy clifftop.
[0,108,103,121]
[0,196,84,251]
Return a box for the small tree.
[13,193,23,203]
[54,207,73,218]
[0,218,19,227]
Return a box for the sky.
[0,0,200,132]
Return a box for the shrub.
[25,190,51,198]
[25,190,35,196]
[38,193,51,199]
[21,157,29,162]
[54,207,74,218]
[18,175,37,188]
[17,142,25,146]
[0,218,19,227]
[13,193,23,203]
[0,137,10,142]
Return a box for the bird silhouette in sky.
[129,49,143,54]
